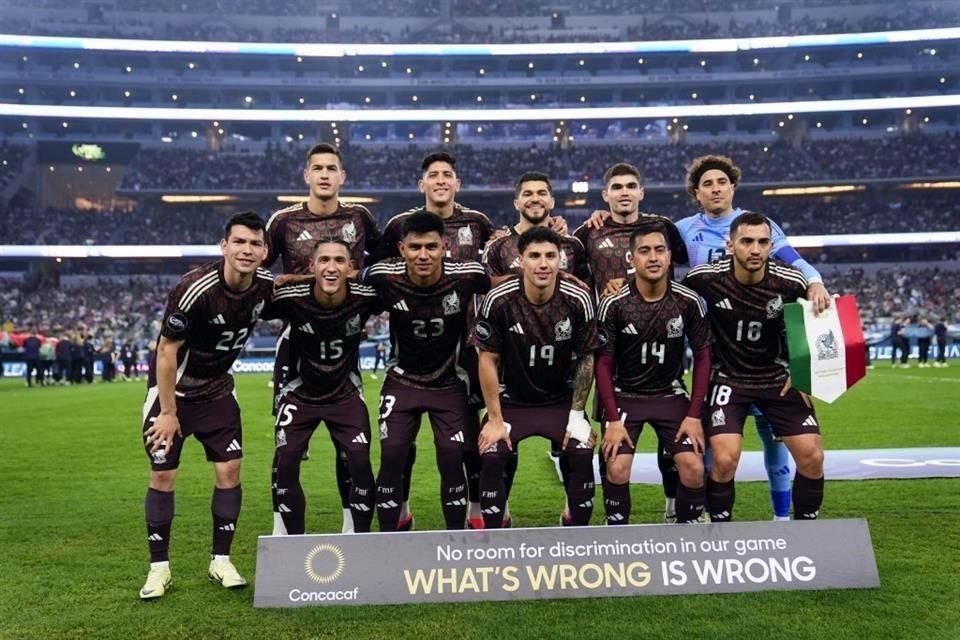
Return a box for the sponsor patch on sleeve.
[166,312,188,333]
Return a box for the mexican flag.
[784,295,867,403]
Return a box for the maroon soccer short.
[378,377,471,450]
[274,392,372,456]
[142,389,242,471]
[705,382,820,439]
[601,394,696,456]
[482,400,586,451]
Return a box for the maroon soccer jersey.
[682,257,808,388]
[482,226,590,283]
[363,258,490,390]
[596,280,712,397]
[153,261,274,401]
[262,280,382,404]
[573,214,688,296]
[472,274,598,406]
[378,204,495,262]
[265,202,382,274]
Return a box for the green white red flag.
[784,295,867,403]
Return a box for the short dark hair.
[686,154,741,201]
[421,151,456,173]
[400,210,446,239]
[305,142,343,167]
[515,171,553,197]
[628,222,669,251]
[311,237,352,258]
[604,162,642,185]
[223,211,265,240]
[518,226,562,254]
[729,212,770,238]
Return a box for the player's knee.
[149,469,177,491]
[711,448,740,478]
[214,460,241,489]
[605,456,632,485]
[675,453,704,488]
[795,446,824,476]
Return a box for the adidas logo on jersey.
[621,323,639,335]
[599,238,615,249]
[509,323,525,334]
[297,230,313,242]
[352,433,369,444]
[509,257,521,269]
[693,233,704,243]
[802,415,819,427]
[209,314,226,325]
[226,440,242,452]
[393,300,410,311]
[218,523,235,532]
[299,322,315,334]
[715,298,733,310]
[449,431,465,443]
[147,533,164,542]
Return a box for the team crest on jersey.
[276,428,287,448]
[667,315,684,339]
[559,251,569,270]
[555,317,572,341]
[251,299,266,322]
[341,221,357,244]
[457,226,474,246]
[766,296,784,319]
[151,450,167,464]
[711,409,726,427]
[345,314,362,336]
[442,291,461,316]
[816,330,839,360]
[379,421,389,440]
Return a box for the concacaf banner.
[784,295,867,403]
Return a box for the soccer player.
[483,171,589,285]
[473,227,599,528]
[261,239,380,534]
[596,223,712,524]
[481,171,590,524]
[139,211,273,600]
[683,212,825,522]
[363,211,490,531]
[675,154,830,521]
[265,142,382,535]
[375,151,496,528]
[574,162,689,523]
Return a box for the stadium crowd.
[2,1,957,42]
[120,135,960,192]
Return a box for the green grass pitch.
[1,362,958,639]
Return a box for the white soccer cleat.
[139,563,172,600]
[208,556,247,589]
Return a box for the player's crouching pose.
[683,213,825,522]
[139,212,274,600]
[595,223,713,524]
[472,227,599,528]
[262,239,381,535]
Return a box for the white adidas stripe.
[597,288,631,322]
[178,270,219,311]
[480,279,520,316]
[559,281,595,321]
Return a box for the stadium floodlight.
[3,94,960,123]
[3,27,960,57]
[5,231,960,259]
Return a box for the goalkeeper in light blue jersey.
[676,154,831,520]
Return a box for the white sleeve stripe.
[559,282,595,321]
[180,276,219,312]
[178,271,219,311]
[480,281,520,316]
